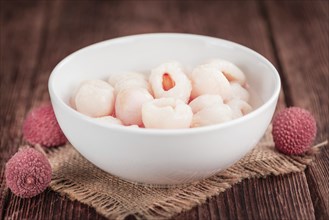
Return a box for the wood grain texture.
[175,172,315,220]
[265,1,329,219]
[0,0,327,219]
[0,1,48,219]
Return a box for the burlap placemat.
[46,126,325,220]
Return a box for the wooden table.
[1,0,328,219]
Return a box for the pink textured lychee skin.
[5,147,52,198]
[272,107,317,155]
[23,104,67,147]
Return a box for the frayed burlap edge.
[46,126,328,220]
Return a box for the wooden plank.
[243,173,315,219]
[175,172,315,220]
[0,1,108,219]
[0,1,48,219]
[0,0,46,154]
[265,1,329,219]
[2,190,108,220]
[0,0,321,220]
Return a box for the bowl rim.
[49,33,281,136]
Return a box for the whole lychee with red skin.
[5,147,52,198]
[272,107,317,155]
[23,104,67,147]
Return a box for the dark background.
[1,0,328,219]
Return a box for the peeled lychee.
[5,147,52,198]
[272,107,317,155]
[23,104,67,147]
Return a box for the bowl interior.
[50,33,278,113]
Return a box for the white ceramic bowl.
[49,33,280,185]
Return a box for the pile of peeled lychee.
[5,104,317,198]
